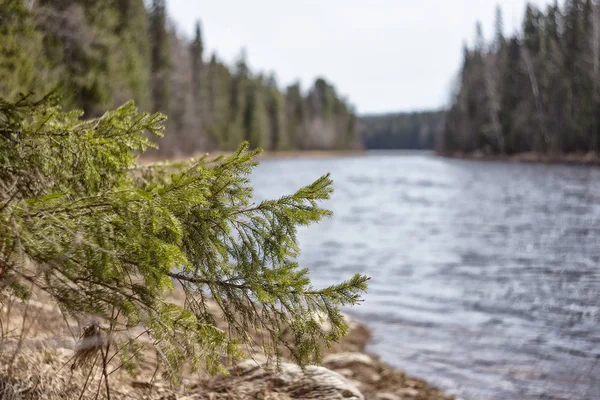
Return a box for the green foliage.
[0,95,368,381]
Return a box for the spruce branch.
[0,95,368,386]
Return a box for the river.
[251,151,600,400]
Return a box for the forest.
[441,0,600,156]
[0,0,361,156]
[360,111,445,150]
[8,1,600,158]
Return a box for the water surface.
[251,151,600,400]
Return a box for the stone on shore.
[192,359,364,399]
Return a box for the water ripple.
[252,152,600,400]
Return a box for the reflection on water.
[251,151,600,400]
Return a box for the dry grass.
[0,289,456,400]
[0,289,369,399]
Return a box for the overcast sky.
[168,0,552,114]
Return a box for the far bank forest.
[1,0,361,157]
[441,0,600,157]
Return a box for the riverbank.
[139,149,366,165]
[0,297,458,400]
[442,150,600,166]
[177,315,460,400]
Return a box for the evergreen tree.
[166,24,193,153]
[0,0,50,100]
[474,21,486,54]
[311,78,337,120]
[0,95,368,390]
[563,0,589,150]
[494,5,505,51]
[265,76,289,151]
[150,0,170,114]
[190,20,205,131]
[36,0,124,115]
[544,1,561,48]
[523,4,542,53]
[539,1,566,152]
[114,0,152,109]
[499,37,527,153]
[206,54,233,149]
[285,83,306,149]
[228,50,250,150]
[245,79,270,149]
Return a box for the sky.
[168,0,553,115]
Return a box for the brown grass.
[0,289,371,399]
[0,292,458,400]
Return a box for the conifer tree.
[265,76,289,151]
[563,0,589,150]
[474,21,486,55]
[150,0,170,114]
[544,1,561,47]
[114,0,152,109]
[523,5,542,53]
[167,25,192,152]
[206,54,233,149]
[0,0,50,100]
[499,37,527,153]
[228,51,250,150]
[36,0,123,116]
[190,20,205,132]
[285,83,306,149]
[0,94,368,386]
[494,5,505,51]
[245,79,270,148]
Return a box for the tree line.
[360,111,445,150]
[440,0,600,156]
[0,0,361,156]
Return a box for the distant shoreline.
[439,151,600,167]
[140,149,367,165]
[141,149,600,167]
[257,150,600,168]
